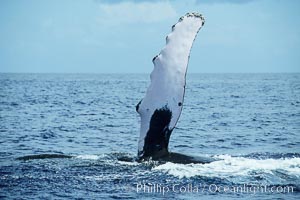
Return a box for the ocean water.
[0,73,299,199]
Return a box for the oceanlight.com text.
[136,183,294,195]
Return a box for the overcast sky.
[0,0,299,73]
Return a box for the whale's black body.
[16,153,217,164]
[16,154,73,161]
[136,13,206,161]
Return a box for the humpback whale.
[16,13,213,164]
[136,13,210,163]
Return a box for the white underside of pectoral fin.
[137,12,205,157]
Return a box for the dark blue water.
[0,73,299,199]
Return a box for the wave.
[15,152,300,191]
[153,155,300,186]
[72,153,300,186]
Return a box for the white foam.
[75,155,101,160]
[117,160,139,166]
[153,155,300,179]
